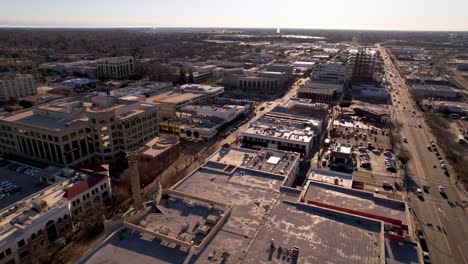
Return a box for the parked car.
[416,188,423,198]
[438,186,445,194]
[423,252,431,263]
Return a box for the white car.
[423,252,431,263]
[438,186,445,194]
[416,188,423,197]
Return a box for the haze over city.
[1,0,468,30]
[0,1,467,264]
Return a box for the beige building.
[0,166,111,264]
[97,56,135,79]
[0,96,160,167]
[146,91,206,119]
[86,96,160,164]
[0,74,36,103]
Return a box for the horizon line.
[0,25,467,33]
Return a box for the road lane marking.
[437,207,448,220]
[432,203,455,264]
[459,244,467,264]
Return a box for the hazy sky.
[1,0,467,31]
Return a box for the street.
[379,45,468,264]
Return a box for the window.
[5,248,11,255]
[0,252,4,260]
[17,239,25,247]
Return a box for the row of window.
[72,182,107,207]
[0,248,12,260]
[243,136,307,149]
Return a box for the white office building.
[0,74,36,103]
[97,56,135,79]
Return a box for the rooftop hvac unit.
[32,199,47,211]
[62,168,75,177]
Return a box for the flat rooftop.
[208,147,258,167]
[147,91,204,104]
[244,148,300,176]
[127,195,226,247]
[83,165,384,264]
[208,147,300,176]
[307,167,353,188]
[0,179,69,241]
[298,87,336,95]
[139,135,179,158]
[0,110,87,131]
[242,116,316,143]
[303,181,407,224]
[332,142,352,154]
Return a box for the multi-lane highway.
[378,45,467,264]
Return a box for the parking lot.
[0,161,49,210]
[356,148,398,174]
[331,119,392,151]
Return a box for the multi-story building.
[0,165,111,264]
[296,87,336,103]
[241,100,329,157]
[348,49,377,82]
[329,141,354,169]
[310,62,347,83]
[0,96,160,167]
[110,81,173,98]
[303,62,346,95]
[160,104,247,140]
[38,60,97,78]
[0,100,94,167]
[0,74,36,103]
[86,96,160,164]
[146,91,207,119]
[179,84,224,103]
[223,67,291,92]
[96,56,135,80]
[410,84,459,99]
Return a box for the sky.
[1,0,468,31]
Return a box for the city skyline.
[1,0,468,31]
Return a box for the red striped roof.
[63,165,110,200]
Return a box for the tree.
[188,69,194,84]
[179,67,187,84]
[19,100,33,108]
[75,203,106,241]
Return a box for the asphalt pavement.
[379,45,467,264]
